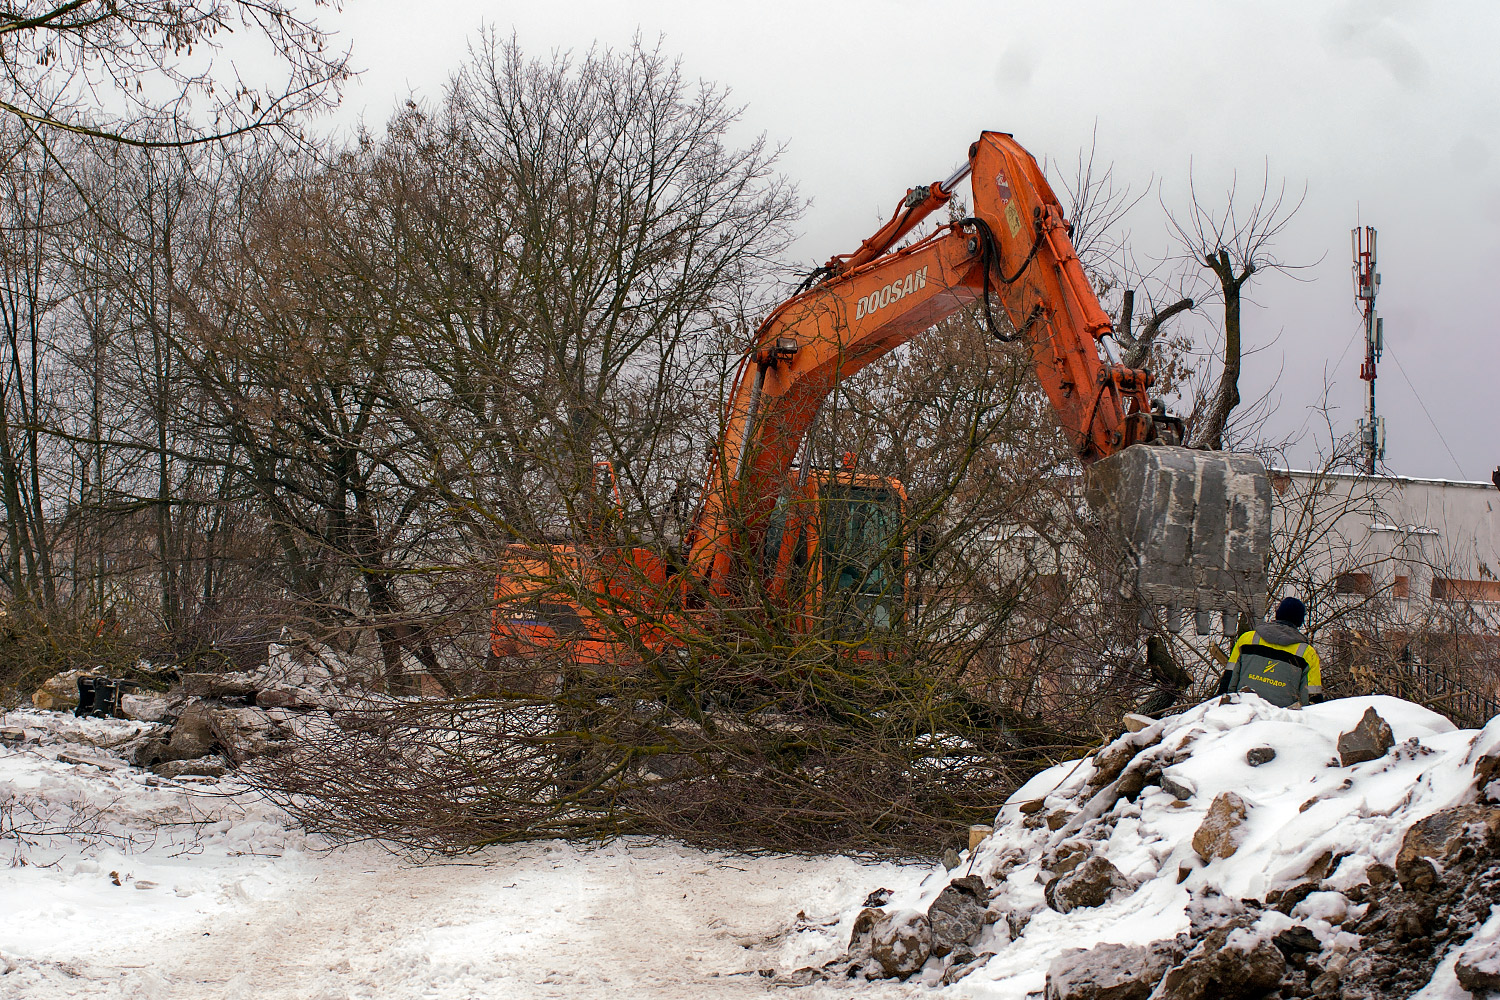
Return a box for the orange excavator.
[492,131,1271,668]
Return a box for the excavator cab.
[760,470,908,637]
[819,481,906,634]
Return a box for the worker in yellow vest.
[1219,597,1324,708]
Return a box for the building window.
[1393,575,1410,598]
[1335,572,1373,595]
[1430,577,1500,603]
[1035,572,1066,601]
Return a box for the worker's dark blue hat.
[1274,596,1306,628]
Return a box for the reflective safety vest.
[1227,627,1322,708]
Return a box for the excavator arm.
[685,132,1270,623]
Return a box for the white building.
[1270,468,1500,722]
[979,466,1500,722]
[1271,468,1500,619]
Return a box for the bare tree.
[155,36,802,696]
[1055,134,1196,403]
[1166,163,1306,449]
[0,0,350,147]
[0,124,78,610]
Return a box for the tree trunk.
[1122,296,1194,371]
[1189,251,1252,450]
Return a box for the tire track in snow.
[69,840,920,999]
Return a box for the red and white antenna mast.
[1352,225,1384,474]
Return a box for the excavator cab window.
[762,493,790,578]
[820,484,903,633]
[762,491,814,598]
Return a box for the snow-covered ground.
[6,695,1499,999]
[0,708,922,999]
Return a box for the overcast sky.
[320,0,1498,482]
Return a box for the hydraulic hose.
[961,216,1045,343]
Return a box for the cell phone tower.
[1352,225,1384,474]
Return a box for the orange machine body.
[683,131,1157,601]
[491,469,907,666]
[493,131,1168,670]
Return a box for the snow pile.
[815,694,1500,998]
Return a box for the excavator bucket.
[1085,446,1272,628]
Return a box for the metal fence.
[1396,655,1499,728]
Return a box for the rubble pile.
[808,694,1500,998]
[25,643,355,780]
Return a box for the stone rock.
[1273,881,1321,916]
[210,704,275,733]
[152,755,227,779]
[1193,792,1250,862]
[160,703,218,762]
[1160,774,1195,800]
[1475,753,1500,798]
[1045,811,1071,831]
[208,706,282,761]
[942,848,962,871]
[928,882,986,957]
[1045,841,1093,877]
[178,671,257,700]
[1115,760,1157,802]
[1455,950,1500,994]
[255,686,324,710]
[1308,970,1340,996]
[1018,798,1046,814]
[31,669,86,711]
[869,909,931,978]
[57,750,118,770]
[1272,926,1321,956]
[120,694,170,723]
[1152,925,1287,1000]
[1396,855,1437,892]
[1337,707,1394,766]
[1245,747,1277,767]
[862,888,891,908]
[948,874,986,896]
[848,907,882,954]
[1044,940,1182,1000]
[1089,733,1160,791]
[1046,856,1129,914]
[1297,849,1335,883]
[257,640,342,692]
[941,949,995,986]
[129,735,171,768]
[1397,804,1500,869]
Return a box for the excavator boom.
[685,131,1271,622]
